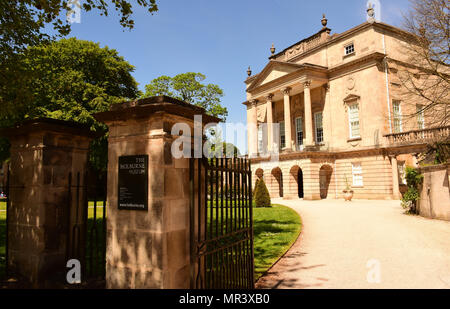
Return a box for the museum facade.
[245,15,448,200]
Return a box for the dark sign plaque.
[118,155,148,211]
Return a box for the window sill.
[352,186,364,189]
[347,137,361,143]
[343,52,356,59]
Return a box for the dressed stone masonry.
[245,16,444,200]
[0,119,96,287]
[95,96,219,289]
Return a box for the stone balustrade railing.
[384,126,450,146]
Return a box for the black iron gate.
[66,171,107,283]
[190,157,254,289]
[0,169,10,281]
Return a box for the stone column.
[266,94,274,152]
[248,100,259,157]
[304,81,314,146]
[322,83,331,145]
[0,119,95,287]
[282,88,292,151]
[390,155,401,199]
[95,96,219,289]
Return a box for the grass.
[253,204,302,280]
[0,200,302,284]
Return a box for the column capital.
[250,99,259,107]
[281,87,291,96]
[303,80,312,88]
[266,93,274,101]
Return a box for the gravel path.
[256,199,450,289]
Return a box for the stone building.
[245,13,449,200]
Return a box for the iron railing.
[67,171,107,282]
[190,157,254,289]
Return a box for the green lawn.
[253,204,302,279]
[0,201,301,283]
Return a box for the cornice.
[246,52,384,97]
[272,22,415,65]
[247,63,328,95]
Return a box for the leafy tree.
[0,1,158,60]
[0,0,158,118]
[0,38,140,170]
[254,179,271,208]
[1,1,158,167]
[143,73,228,120]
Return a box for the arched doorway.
[298,169,304,198]
[271,167,283,198]
[319,165,333,199]
[289,166,304,199]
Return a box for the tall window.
[315,112,324,144]
[416,104,425,130]
[352,163,363,187]
[257,124,264,153]
[393,100,402,133]
[345,43,355,55]
[279,121,286,150]
[348,103,360,138]
[296,117,304,149]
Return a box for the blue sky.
[65,0,411,126]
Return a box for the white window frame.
[393,100,403,133]
[279,121,286,150]
[314,112,324,144]
[344,42,355,55]
[352,162,363,187]
[295,117,304,150]
[257,124,264,154]
[348,103,360,139]
[416,104,425,130]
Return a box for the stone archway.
[271,167,283,198]
[289,166,304,199]
[319,165,333,199]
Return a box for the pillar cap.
[0,118,99,139]
[94,95,221,124]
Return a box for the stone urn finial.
[247,66,252,77]
[270,43,276,56]
[367,3,375,23]
[321,14,328,28]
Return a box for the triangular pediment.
[247,61,304,92]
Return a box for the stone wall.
[253,152,399,200]
[1,119,94,286]
[418,164,450,221]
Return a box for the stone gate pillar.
[95,96,219,289]
[0,119,95,286]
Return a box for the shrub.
[253,178,260,199]
[401,167,423,214]
[254,179,271,208]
